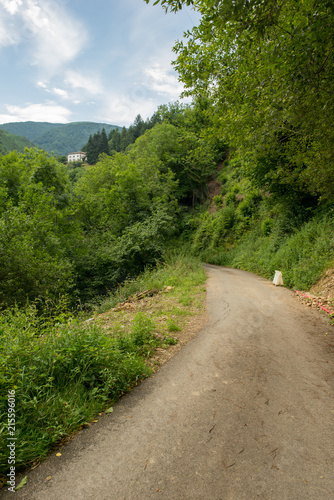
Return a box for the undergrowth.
[196,214,334,290]
[96,252,205,313]
[190,160,334,291]
[0,254,205,483]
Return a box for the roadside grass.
[167,320,182,332]
[0,254,206,485]
[194,214,334,291]
[229,215,334,289]
[95,252,205,313]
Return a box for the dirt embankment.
[294,268,334,317]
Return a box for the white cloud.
[0,17,19,45]
[37,81,48,89]
[0,0,22,15]
[96,57,186,127]
[52,88,69,99]
[65,70,104,96]
[37,81,69,99]
[0,102,72,123]
[0,0,87,73]
[37,78,96,103]
[25,1,87,73]
[144,63,183,99]
[95,59,189,127]
[0,2,197,127]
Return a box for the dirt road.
[3,266,334,499]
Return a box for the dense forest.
[1,0,334,482]
[0,101,224,310]
[1,0,333,309]
[83,112,165,164]
[0,129,35,155]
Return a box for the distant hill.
[0,121,122,155]
[0,128,36,155]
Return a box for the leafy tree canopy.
[146,0,334,198]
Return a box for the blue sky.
[0,0,200,126]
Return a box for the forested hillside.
[0,105,220,477]
[0,128,35,154]
[0,121,120,155]
[0,102,224,310]
[0,121,62,140]
[1,0,333,309]
[83,113,163,164]
[1,98,332,311]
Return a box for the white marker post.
[273,270,284,286]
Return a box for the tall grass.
[96,251,206,313]
[0,254,205,482]
[0,310,152,478]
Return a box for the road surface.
[2,266,334,499]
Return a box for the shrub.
[261,218,274,236]
[213,194,223,206]
[129,313,158,356]
[238,191,262,218]
[224,192,236,206]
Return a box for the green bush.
[261,218,274,236]
[213,194,223,206]
[223,214,333,289]
[237,191,262,218]
[129,313,158,356]
[167,320,182,332]
[224,192,236,206]
[0,201,74,307]
[192,206,237,252]
[218,206,237,230]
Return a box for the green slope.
[0,121,121,155]
[0,121,63,142]
[0,128,35,155]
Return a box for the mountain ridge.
[0,121,122,155]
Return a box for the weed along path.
[3,265,334,500]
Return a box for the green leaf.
[105,407,114,414]
[16,476,28,491]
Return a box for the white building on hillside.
[67,151,87,162]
